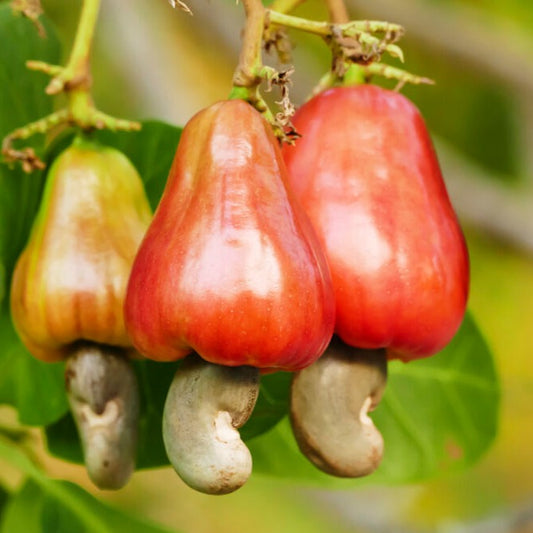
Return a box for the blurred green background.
[19,0,533,531]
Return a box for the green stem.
[229,1,298,142]
[69,89,94,127]
[267,11,403,40]
[364,63,434,87]
[2,110,69,146]
[67,0,100,78]
[268,10,331,35]
[46,0,101,95]
[229,0,283,134]
[323,0,365,88]
[0,437,112,533]
[267,12,403,60]
[2,0,139,171]
[26,60,62,77]
[309,65,365,97]
[71,0,100,58]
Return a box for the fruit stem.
[232,0,265,90]
[306,0,431,94]
[267,11,403,53]
[323,0,366,89]
[57,0,100,94]
[229,0,427,134]
[229,0,296,141]
[364,63,435,90]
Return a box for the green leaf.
[1,481,44,533]
[0,4,67,426]
[91,121,182,210]
[0,5,60,136]
[0,4,59,297]
[373,312,500,483]
[248,312,500,486]
[134,359,176,468]
[0,164,46,310]
[0,321,67,426]
[38,481,176,533]
[241,371,292,441]
[40,486,86,533]
[0,484,9,525]
[0,438,177,533]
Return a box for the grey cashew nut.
[290,338,387,477]
[65,343,139,490]
[162,354,259,495]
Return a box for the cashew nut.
[290,337,387,477]
[162,354,259,495]
[65,343,139,490]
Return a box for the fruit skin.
[125,99,335,370]
[10,137,152,362]
[282,85,469,361]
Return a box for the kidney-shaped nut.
[290,338,387,477]
[163,354,259,495]
[65,343,139,490]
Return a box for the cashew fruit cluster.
[10,86,468,495]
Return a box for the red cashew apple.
[125,98,334,371]
[282,84,469,361]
